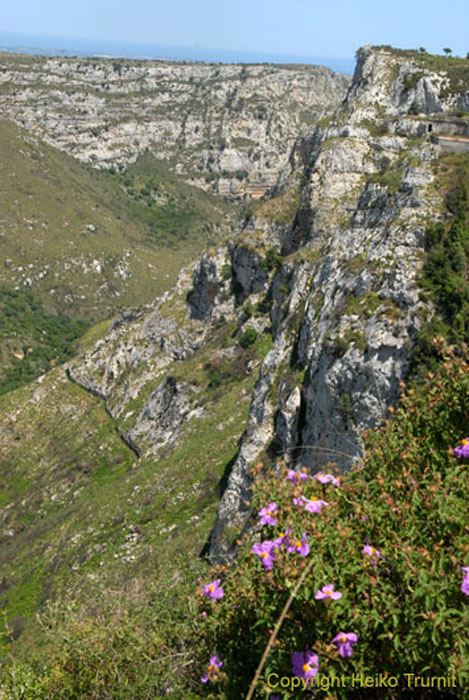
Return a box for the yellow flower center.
[296,541,302,548]
[267,510,271,515]
[462,439,468,446]
[312,497,318,501]
[207,665,213,671]
[209,585,214,592]
[302,663,310,673]
[370,547,376,554]
[326,589,332,596]
[339,635,346,643]
[261,552,268,559]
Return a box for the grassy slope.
[0,120,232,322]
[0,317,258,658]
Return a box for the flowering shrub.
[193,343,469,699]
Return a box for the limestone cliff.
[0,53,350,198]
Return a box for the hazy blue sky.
[2,0,469,60]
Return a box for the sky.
[2,0,469,65]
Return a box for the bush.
[192,341,469,699]
[239,329,258,349]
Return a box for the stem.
[245,558,315,700]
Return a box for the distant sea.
[0,31,355,75]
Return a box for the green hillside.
[0,120,233,322]
[0,312,264,662]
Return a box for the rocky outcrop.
[187,256,220,321]
[207,46,453,560]
[0,54,350,197]
[128,376,193,453]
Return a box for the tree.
[443,47,452,56]
[466,52,469,60]
[418,47,427,54]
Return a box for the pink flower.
[252,541,276,570]
[304,496,329,513]
[332,631,358,657]
[288,469,308,484]
[203,578,224,600]
[258,502,278,526]
[286,531,310,557]
[293,494,328,513]
[313,471,340,486]
[291,649,319,686]
[273,527,292,549]
[293,495,306,507]
[454,438,469,459]
[201,655,223,683]
[315,584,342,600]
[461,566,469,596]
[362,541,382,565]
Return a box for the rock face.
[0,53,350,198]
[207,46,462,560]
[64,46,467,562]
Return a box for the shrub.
[239,329,258,349]
[192,341,469,699]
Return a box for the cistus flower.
[362,541,382,565]
[287,531,310,556]
[273,527,292,549]
[252,541,276,570]
[313,471,340,486]
[332,631,358,657]
[461,566,469,596]
[201,655,223,683]
[291,649,319,686]
[293,495,306,507]
[454,438,469,459]
[315,584,342,600]
[258,502,278,526]
[288,469,308,484]
[304,496,329,513]
[203,578,224,601]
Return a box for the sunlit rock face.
[0,54,350,197]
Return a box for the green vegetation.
[239,328,259,349]
[191,341,469,699]
[413,153,469,373]
[329,329,367,357]
[260,247,283,272]
[108,151,230,248]
[0,288,90,395]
